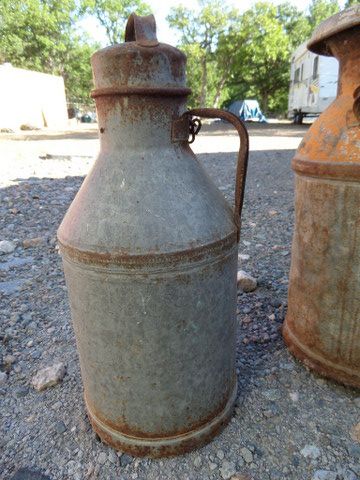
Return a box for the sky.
[81,0,346,46]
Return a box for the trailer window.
[313,56,319,79]
[294,67,300,83]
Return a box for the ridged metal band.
[85,379,237,457]
[283,321,360,388]
[91,86,192,98]
[292,157,360,181]
[58,232,238,274]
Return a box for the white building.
[0,63,68,131]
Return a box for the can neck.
[95,96,188,149]
[327,31,360,97]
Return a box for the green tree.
[228,2,291,114]
[80,0,151,44]
[277,2,312,48]
[167,0,240,108]
[308,0,339,29]
[0,0,98,103]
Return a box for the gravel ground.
[1,122,359,480]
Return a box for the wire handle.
[184,109,249,242]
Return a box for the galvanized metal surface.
[57,13,248,456]
[283,6,360,388]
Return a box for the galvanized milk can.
[283,6,360,388]
[57,13,248,456]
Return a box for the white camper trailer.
[288,41,339,124]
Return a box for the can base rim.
[85,380,238,457]
[283,319,360,388]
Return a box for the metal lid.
[91,13,190,98]
[307,5,360,56]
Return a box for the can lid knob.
[125,13,159,47]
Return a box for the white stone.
[31,362,66,391]
[97,452,107,465]
[301,445,321,460]
[238,253,250,261]
[219,460,237,479]
[216,449,225,460]
[240,447,253,463]
[237,271,257,293]
[194,456,202,468]
[0,240,15,255]
[289,392,299,402]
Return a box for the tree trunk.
[199,55,207,108]
[213,75,227,108]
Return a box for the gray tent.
[228,100,267,122]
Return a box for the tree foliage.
[80,0,151,44]
[0,0,98,104]
[0,0,352,116]
[169,0,345,115]
[167,1,240,108]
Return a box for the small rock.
[108,450,118,464]
[11,468,51,480]
[219,460,237,479]
[217,449,225,460]
[51,401,63,410]
[31,362,66,391]
[270,298,282,308]
[268,314,276,321]
[238,253,250,261]
[262,389,281,401]
[0,371,8,385]
[0,240,16,255]
[54,420,67,434]
[4,354,16,366]
[347,443,360,458]
[353,397,360,408]
[22,237,46,249]
[97,451,107,465]
[289,392,299,402]
[269,209,278,216]
[351,422,360,443]
[209,462,218,471]
[240,447,253,464]
[301,445,321,460]
[194,456,202,468]
[15,386,29,398]
[312,470,338,480]
[120,453,133,467]
[237,271,257,293]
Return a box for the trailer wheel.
[294,112,304,125]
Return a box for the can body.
[283,16,360,387]
[61,235,238,456]
[283,173,360,387]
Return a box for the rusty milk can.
[283,6,360,388]
[57,13,248,456]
